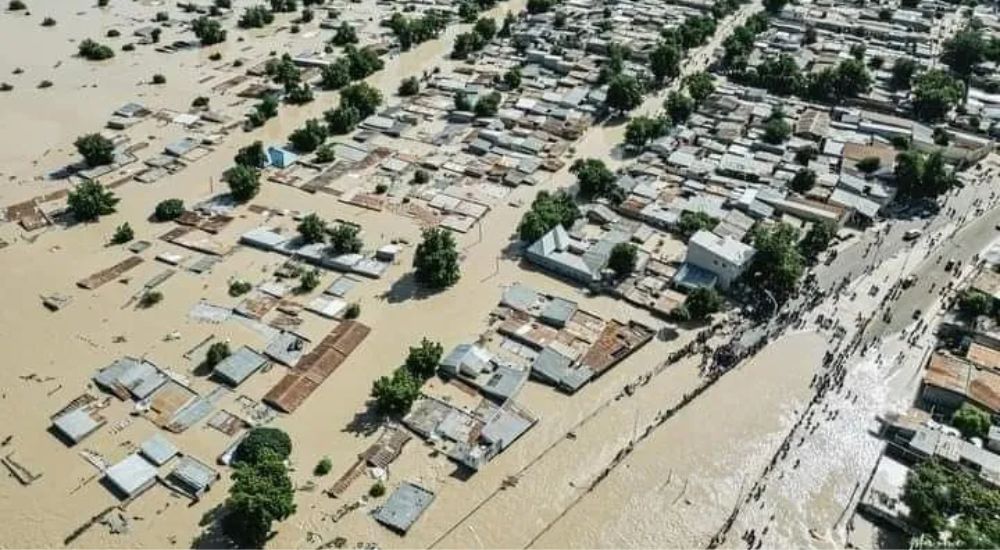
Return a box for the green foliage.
[229,280,252,297]
[890,57,917,90]
[284,82,313,105]
[371,367,421,416]
[343,302,360,319]
[139,290,163,308]
[608,243,638,277]
[789,169,816,194]
[288,119,327,152]
[894,149,957,198]
[224,164,261,202]
[665,91,694,124]
[957,288,993,319]
[192,96,210,108]
[855,156,881,174]
[748,222,805,300]
[41,16,56,26]
[405,338,444,380]
[677,210,717,239]
[413,169,429,184]
[319,58,351,90]
[154,198,185,221]
[106,29,121,38]
[952,403,992,439]
[369,481,386,497]
[340,82,383,118]
[942,25,985,77]
[342,45,383,79]
[8,0,26,10]
[624,115,669,149]
[222,451,296,548]
[398,76,420,96]
[474,91,501,118]
[798,220,837,262]
[238,5,275,28]
[684,72,715,103]
[234,427,293,465]
[473,17,497,41]
[324,105,360,135]
[314,457,332,476]
[794,147,817,165]
[74,133,115,167]
[686,287,723,320]
[413,227,461,289]
[151,73,166,84]
[721,16,768,70]
[762,116,791,145]
[526,0,556,14]
[111,222,134,244]
[235,140,268,168]
[298,269,321,293]
[206,341,231,368]
[913,69,965,122]
[315,144,335,163]
[454,91,474,112]
[266,55,300,87]
[451,30,486,59]
[297,213,326,244]
[328,223,362,254]
[570,158,618,201]
[605,73,644,113]
[269,0,297,12]
[649,41,681,83]
[67,181,119,221]
[517,190,580,242]
[79,39,115,60]
[902,460,1000,547]
[679,16,716,48]
[502,67,522,90]
[192,16,226,45]
[384,11,447,50]
[330,21,358,45]
[763,0,787,14]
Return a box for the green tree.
[330,21,357,45]
[890,57,917,90]
[324,105,360,135]
[665,91,694,124]
[314,457,332,476]
[224,164,261,202]
[328,223,362,254]
[315,144,335,163]
[371,368,421,416]
[474,91,502,117]
[605,74,644,113]
[206,341,231,368]
[526,0,555,13]
[502,67,522,89]
[111,222,134,244]
[762,115,791,145]
[855,156,881,174]
[686,287,723,320]
[340,82,382,118]
[677,210,717,239]
[78,39,114,60]
[67,181,119,221]
[404,338,444,380]
[319,58,351,90]
[238,5,275,28]
[154,198,185,221]
[798,220,837,262]
[794,147,817,166]
[789,168,816,194]
[902,460,1000,546]
[624,115,668,149]
[234,427,292,465]
[74,133,115,167]
[288,119,327,152]
[649,42,681,84]
[398,76,420,96]
[192,16,226,45]
[235,140,268,168]
[298,269,320,292]
[222,451,296,548]
[570,158,618,200]
[297,213,326,244]
[608,243,638,277]
[413,227,461,289]
[957,288,993,319]
[685,72,715,103]
[942,26,985,78]
[517,190,580,242]
[913,69,965,122]
[473,17,497,41]
[952,403,992,439]
[748,222,805,300]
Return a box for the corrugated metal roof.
[373,482,436,533]
[213,346,268,387]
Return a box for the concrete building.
[682,230,756,289]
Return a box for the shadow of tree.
[342,400,383,437]
[379,272,442,304]
[190,504,233,550]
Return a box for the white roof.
[689,230,755,266]
[105,454,157,497]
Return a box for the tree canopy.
[912,69,965,122]
[956,288,993,320]
[685,72,715,103]
[413,227,461,289]
[748,222,805,301]
[798,220,837,263]
[297,213,326,244]
[677,210,717,239]
[222,450,296,548]
[789,168,816,194]
[517,190,580,242]
[649,41,681,84]
[951,403,992,439]
[624,115,669,149]
[894,149,957,198]
[404,338,444,380]
[233,427,293,465]
[570,158,620,201]
[942,25,985,78]
[288,119,327,152]
[235,140,268,168]
[192,16,226,45]
[608,243,638,277]
[371,368,421,416]
[154,198,185,221]
[75,133,115,167]
[605,74,644,113]
[686,287,723,320]
[890,57,917,90]
[67,181,119,221]
[224,164,261,202]
[665,91,694,124]
[328,223,362,254]
[902,460,1000,548]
